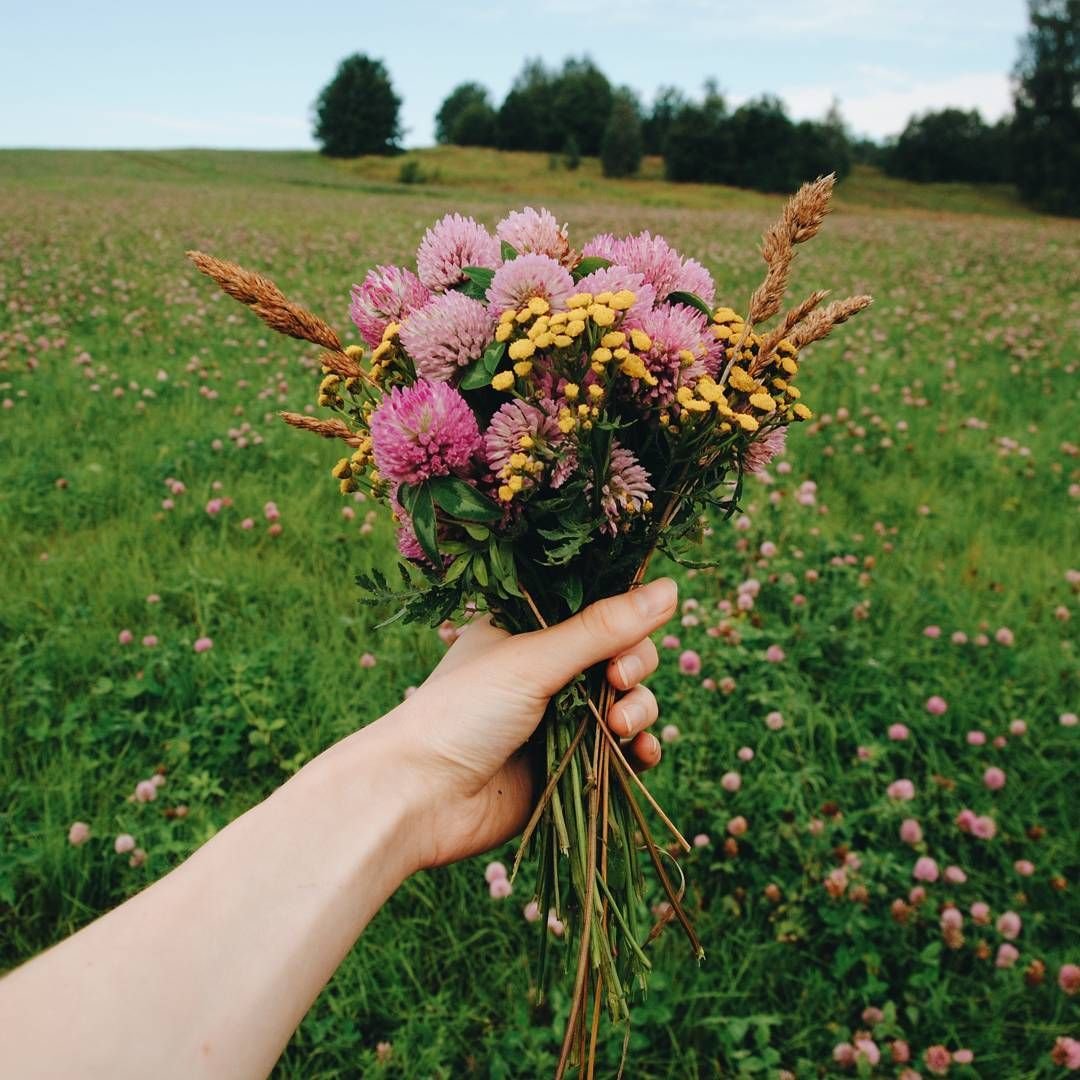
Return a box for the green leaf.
[463,522,490,541]
[408,483,441,567]
[500,240,518,261]
[428,475,503,522]
[667,290,713,318]
[473,553,489,587]
[459,340,506,390]
[553,573,583,613]
[462,265,495,290]
[443,553,472,584]
[572,256,612,280]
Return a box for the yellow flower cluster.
[369,322,401,384]
[490,290,640,393]
[496,444,546,503]
[712,308,812,426]
[329,436,375,495]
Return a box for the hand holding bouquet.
[189,175,869,1075]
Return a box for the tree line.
[313,0,1079,215]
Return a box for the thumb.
[502,578,678,697]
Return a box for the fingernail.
[616,654,644,685]
[618,699,645,734]
[635,578,677,619]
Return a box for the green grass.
[1,149,1077,1078]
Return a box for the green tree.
[313,54,402,157]
[435,82,496,146]
[496,60,552,151]
[885,108,1008,182]
[664,82,731,183]
[552,57,613,156]
[642,85,687,156]
[601,90,644,178]
[1011,0,1080,214]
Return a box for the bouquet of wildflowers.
[189,175,869,1075]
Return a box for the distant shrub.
[561,134,581,172]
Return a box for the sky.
[0,0,1027,150]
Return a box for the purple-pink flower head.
[371,380,482,486]
[484,399,567,492]
[349,265,432,348]
[574,264,657,318]
[581,233,621,262]
[623,303,717,405]
[399,292,494,383]
[486,253,575,314]
[496,206,570,263]
[416,213,501,292]
[391,493,427,563]
[674,257,717,306]
[742,426,787,476]
[599,442,653,535]
[587,231,687,302]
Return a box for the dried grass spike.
[746,175,836,327]
[753,289,830,373]
[791,294,873,349]
[318,350,364,380]
[186,250,342,353]
[279,412,363,447]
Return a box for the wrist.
[281,711,428,883]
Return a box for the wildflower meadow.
[1,148,1078,1078]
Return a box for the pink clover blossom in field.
[1059,963,1080,995]
[996,943,1020,968]
[114,834,136,855]
[997,911,1022,939]
[68,822,91,846]
[678,650,701,675]
[1051,1036,1080,1069]
[887,778,916,801]
[913,856,939,882]
[924,1045,951,1075]
[925,695,947,715]
[720,771,741,792]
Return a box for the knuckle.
[581,596,624,642]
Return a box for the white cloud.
[776,72,1013,139]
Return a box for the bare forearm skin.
[0,715,418,1080]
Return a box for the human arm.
[0,578,677,1079]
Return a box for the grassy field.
[1,147,1078,1078]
